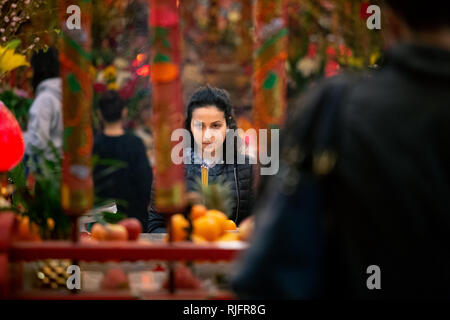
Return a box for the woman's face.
[190,105,227,156]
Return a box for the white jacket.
[25,78,62,159]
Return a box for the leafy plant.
[8,144,70,240]
[0,89,32,129]
[97,211,125,225]
[193,176,234,218]
[7,146,131,238]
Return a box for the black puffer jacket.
[147,157,255,233]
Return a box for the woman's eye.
[211,123,222,129]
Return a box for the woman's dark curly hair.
[185,85,238,162]
[185,85,237,131]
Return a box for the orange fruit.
[17,216,29,240]
[17,216,41,241]
[206,210,227,229]
[47,218,55,230]
[191,234,208,244]
[171,214,189,242]
[193,216,221,242]
[206,210,229,235]
[216,232,239,242]
[30,222,41,241]
[222,219,237,231]
[91,223,107,241]
[190,204,207,220]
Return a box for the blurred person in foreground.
[93,91,152,231]
[233,1,450,299]
[24,47,62,162]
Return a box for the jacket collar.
[387,42,450,79]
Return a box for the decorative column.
[252,0,288,130]
[59,1,94,218]
[149,0,185,215]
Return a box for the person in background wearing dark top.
[93,91,152,231]
[233,1,450,299]
[147,86,255,233]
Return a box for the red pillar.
[149,0,186,215]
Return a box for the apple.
[101,267,129,290]
[119,218,142,241]
[163,264,201,290]
[91,223,107,241]
[80,232,98,243]
[105,223,128,241]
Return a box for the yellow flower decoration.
[107,82,118,90]
[0,44,30,75]
[103,65,117,82]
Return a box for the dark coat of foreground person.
[232,42,450,299]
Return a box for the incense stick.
[201,165,209,187]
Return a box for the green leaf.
[162,38,171,49]
[6,39,21,50]
[153,53,171,63]
[193,176,234,217]
[102,211,125,224]
[263,72,278,90]
[67,73,81,93]
[63,127,74,151]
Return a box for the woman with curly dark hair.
[148,86,256,233]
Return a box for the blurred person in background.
[93,90,152,231]
[233,0,450,299]
[24,47,62,162]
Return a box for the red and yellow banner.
[252,0,288,130]
[149,0,185,214]
[59,0,94,215]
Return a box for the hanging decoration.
[252,0,288,130]
[59,0,94,215]
[149,0,185,214]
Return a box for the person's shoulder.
[93,132,105,143]
[123,132,145,145]
[29,91,58,114]
[92,133,106,152]
[291,73,361,113]
[285,73,368,136]
[122,133,148,155]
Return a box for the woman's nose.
[203,128,214,141]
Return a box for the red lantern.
[0,102,25,172]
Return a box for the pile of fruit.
[171,204,250,243]
[16,215,52,241]
[85,218,142,242]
